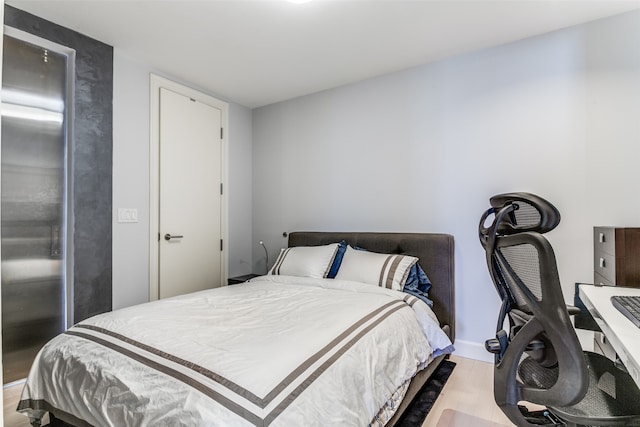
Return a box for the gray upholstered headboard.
[288,232,455,341]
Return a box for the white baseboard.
[452,339,494,363]
[452,330,596,363]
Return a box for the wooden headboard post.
[288,232,455,342]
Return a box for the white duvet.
[19,275,453,427]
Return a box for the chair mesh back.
[497,243,542,309]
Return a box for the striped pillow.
[269,243,340,278]
[334,245,418,291]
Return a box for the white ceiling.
[6,0,640,108]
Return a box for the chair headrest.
[489,192,561,235]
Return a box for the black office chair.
[479,192,640,427]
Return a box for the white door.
[159,88,223,299]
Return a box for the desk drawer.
[594,251,616,284]
[594,227,616,256]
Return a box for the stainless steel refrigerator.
[1,29,73,384]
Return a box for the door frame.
[149,74,229,301]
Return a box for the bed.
[18,232,455,427]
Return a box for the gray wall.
[5,5,113,323]
[252,10,640,359]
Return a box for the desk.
[579,284,640,388]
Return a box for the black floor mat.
[396,359,457,427]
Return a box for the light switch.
[118,208,138,223]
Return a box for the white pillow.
[269,243,340,278]
[335,246,418,291]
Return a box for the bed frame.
[288,232,456,426]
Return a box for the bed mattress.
[19,275,452,426]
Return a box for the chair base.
[548,352,640,426]
[518,405,564,425]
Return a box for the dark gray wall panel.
[5,5,113,323]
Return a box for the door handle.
[164,233,184,241]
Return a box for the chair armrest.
[566,305,581,316]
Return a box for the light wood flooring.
[4,380,33,427]
[3,380,50,427]
[422,355,513,427]
[2,355,513,427]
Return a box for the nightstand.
[227,273,261,285]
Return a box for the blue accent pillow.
[403,263,433,307]
[405,263,432,293]
[326,240,348,278]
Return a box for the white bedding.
[19,275,452,426]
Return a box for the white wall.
[112,51,151,309]
[252,10,640,360]
[227,103,255,276]
[112,51,254,310]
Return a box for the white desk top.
[579,284,640,388]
